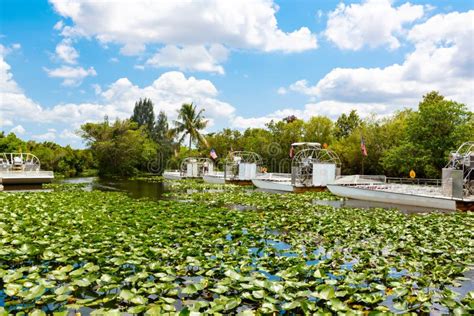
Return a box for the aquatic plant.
[0,185,473,314]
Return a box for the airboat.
[0,153,54,186]
[327,142,474,211]
[252,142,341,192]
[203,151,262,185]
[163,157,214,180]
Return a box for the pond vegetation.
[1,180,473,315]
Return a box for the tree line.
[1,91,472,178]
[78,91,473,178]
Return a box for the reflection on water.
[69,177,166,200]
[314,198,455,214]
[1,176,166,200]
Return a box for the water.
[1,176,165,200]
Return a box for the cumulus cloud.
[146,44,228,74]
[277,87,287,95]
[325,0,425,50]
[55,39,79,64]
[1,47,235,144]
[49,0,317,54]
[33,132,56,141]
[10,125,26,135]
[280,10,474,117]
[44,65,97,86]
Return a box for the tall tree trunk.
[189,135,192,151]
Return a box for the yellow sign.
[409,170,416,178]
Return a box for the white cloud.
[146,44,228,74]
[1,47,236,144]
[33,132,56,141]
[1,118,14,127]
[10,125,26,135]
[59,129,81,140]
[277,87,287,95]
[55,39,79,64]
[109,57,119,63]
[325,0,425,50]
[44,65,97,86]
[53,20,64,30]
[282,10,474,117]
[49,0,317,56]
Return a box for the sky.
[1,0,473,148]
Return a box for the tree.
[304,116,335,145]
[80,119,157,176]
[154,111,174,172]
[131,98,155,137]
[335,110,361,139]
[172,103,209,151]
[381,92,473,178]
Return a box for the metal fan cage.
[179,157,214,177]
[291,146,341,186]
[224,151,263,179]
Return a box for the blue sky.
[1,0,473,147]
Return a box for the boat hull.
[327,184,457,210]
[252,179,293,192]
[163,172,183,180]
[0,171,54,185]
[202,174,225,184]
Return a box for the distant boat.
[163,157,214,180]
[327,142,474,211]
[202,151,262,185]
[252,142,341,192]
[0,153,54,185]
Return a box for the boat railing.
[386,177,441,186]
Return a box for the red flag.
[361,137,368,157]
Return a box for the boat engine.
[444,141,474,197]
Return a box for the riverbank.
[0,181,473,314]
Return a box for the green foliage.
[0,182,472,314]
[199,92,472,178]
[382,92,473,178]
[335,109,361,139]
[0,132,95,177]
[154,111,174,171]
[80,118,157,176]
[130,98,155,137]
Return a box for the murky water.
[1,176,166,200]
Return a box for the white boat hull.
[202,174,225,184]
[163,171,183,180]
[0,171,54,184]
[327,185,457,210]
[252,179,294,192]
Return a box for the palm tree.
[172,103,209,151]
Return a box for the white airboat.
[327,142,474,211]
[163,157,214,180]
[252,142,341,192]
[0,153,54,186]
[203,151,262,185]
